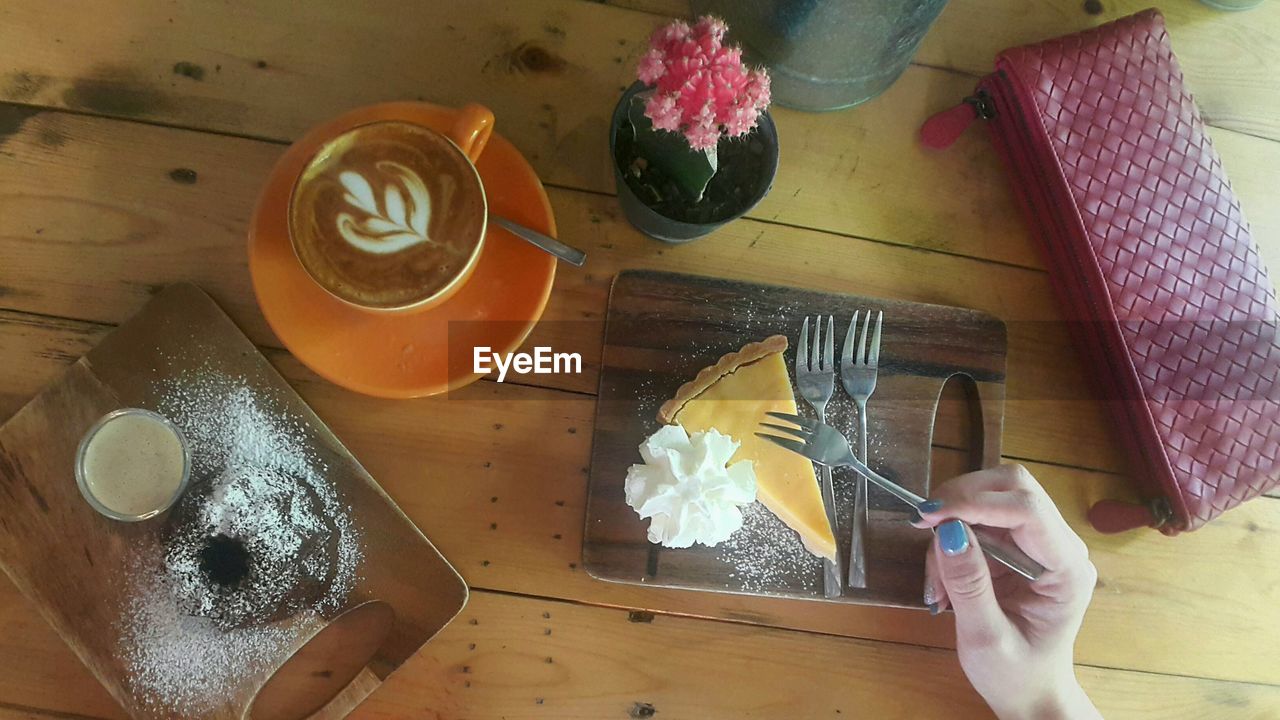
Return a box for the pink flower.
[644,92,682,132]
[683,102,722,150]
[694,15,727,43]
[745,69,771,108]
[685,121,721,151]
[637,48,666,85]
[652,19,691,46]
[718,47,743,72]
[722,103,759,137]
[635,15,771,151]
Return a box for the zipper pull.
[920,91,995,150]
[1087,497,1172,534]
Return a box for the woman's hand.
[914,464,1103,720]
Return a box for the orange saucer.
[249,102,557,398]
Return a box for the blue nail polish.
[918,499,944,514]
[927,602,940,616]
[909,510,922,524]
[939,520,969,556]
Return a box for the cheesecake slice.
[657,335,837,561]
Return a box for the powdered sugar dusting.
[119,366,363,713]
[718,502,820,594]
[121,575,306,715]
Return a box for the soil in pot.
[614,119,772,225]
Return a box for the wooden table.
[0,1,1277,718]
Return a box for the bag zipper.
[1087,496,1173,533]
[924,70,1191,533]
[982,70,1187,528]
[968,91,997,120]
[919,89,995,150]
[1150,497,1174,527]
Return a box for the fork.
[796,316,843,598]
[757,413,1045,582]
[840,309,882,588]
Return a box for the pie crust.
[656,335,789,424]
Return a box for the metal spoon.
[491,216,586,267]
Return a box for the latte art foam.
[290,121,486,309]
[336,162,444,255]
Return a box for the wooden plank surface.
[0,105,1129,477]
[921,0,1280,142]
[0,708,109,720]
[356,591,1280,720]
[1,312,1277,689]
[4,587,1280,720]
[1,0,1279,717]
[612,0,1280,142]
[2,0,1278,272]
[0,285,467,719]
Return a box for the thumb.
[934,520,1008,648]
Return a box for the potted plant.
[610,16,778,243]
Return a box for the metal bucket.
[693,0,950,111]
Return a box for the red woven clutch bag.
[922,9,1280,534]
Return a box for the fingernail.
[923,580,936,606]
[927,602,940,616]
[918,499,944,514]
[909,509,922,524]
[939,520,969,556]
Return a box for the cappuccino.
[289,121,487,309]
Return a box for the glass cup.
[75,408,191,522]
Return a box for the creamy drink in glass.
[75,408,191,521]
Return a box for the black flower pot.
[610,81,779,244]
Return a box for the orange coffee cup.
[286,103,494,314]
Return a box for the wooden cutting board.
[0,284,467,720]
[584,271,1007,608]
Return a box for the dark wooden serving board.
[584,271,1007,608]
[0,284,467,720]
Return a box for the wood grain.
[0,313,1277,689]
[585,271,1005,606]
[0,106,1131,477]
[0,572,127,719]
[0,706,111,720]
[1,1,1278,271]
[3,588,1279,720]
[0,286,467,719]
[250,609,391,720]
[0,0,1276,715]
[604,0,687,15]
[610,0,1280,142]
[348,590,1280,720]
[917,0,1280,142]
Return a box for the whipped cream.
[625,425,757,548]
